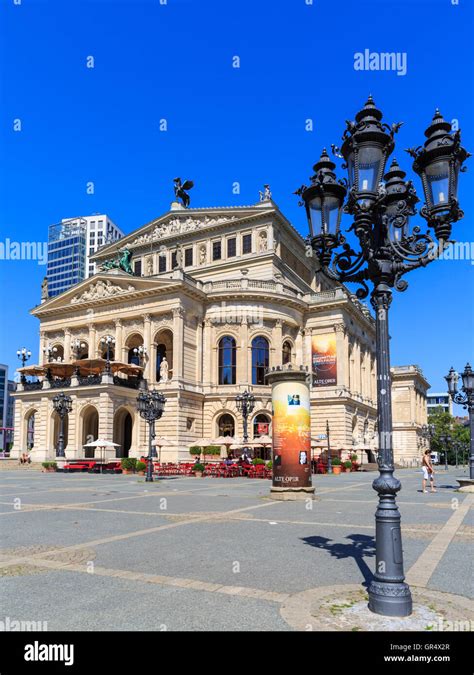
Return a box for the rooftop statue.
[101,248,133,274]
[173,177,194,208]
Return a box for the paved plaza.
[0,468,472,631]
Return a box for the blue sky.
[0,0,472,411]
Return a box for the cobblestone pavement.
[0,467,472,631]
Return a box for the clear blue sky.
[0,0,472,412]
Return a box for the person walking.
[422,449,436,493]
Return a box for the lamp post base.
[368,580,413,617]
[269,486,315,501]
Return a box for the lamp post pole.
[236,391,255,448]
[326,420,333,474]
[136,383,166,482]
[296,97,469,617]
[445,364,474,480]
[439,433,451,471]
[52,392,72,458]
[101,335,115,373]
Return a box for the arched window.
[218,336,236,385]
[252,336,269,385]
[253,413,271,438]
[282,341,292,365]
[218,414,235,437]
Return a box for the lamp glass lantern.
[341,97,394,199]
[445,366,459,395]
[300,149,346,240]
[412,110,468,220]
[461,363,474,392]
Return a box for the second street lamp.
[52,392,72,458]
[439,433,451,471]
[235,391,255,447]
[296,97,469,618]
[445,363,474,479]
[137,385,166,482]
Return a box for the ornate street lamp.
[296,96,469,618]
[101,335,115,373]
[17,348,32,383]
[445,363,474,479]
[438,433,451,471]
[17,347,32,367]
[72,340,87,359]
[235,391,255,446]
[133,345,148,366]
[421,423,435,452]
[136,384,166,482]
[43,345,59,363]
[52,392,72,458]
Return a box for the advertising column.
[266,365,315,500]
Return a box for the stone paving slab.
[0,468,470,631]
[0,570,290,631]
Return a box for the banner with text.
[312,333,337,387]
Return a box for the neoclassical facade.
[391,365,431,465]
[12,198,414,463]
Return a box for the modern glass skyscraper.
[46,215,123,298]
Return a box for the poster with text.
[312,333,337,387]
[272,380,311,488]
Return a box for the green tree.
[428,407,469,465]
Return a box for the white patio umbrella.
[190,437,213,462]
[83,439,120,470]
[213,435,236,458]
[151,436,175,462]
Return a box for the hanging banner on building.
[272,380,311,488]
[312,333,337,387]
[257,423,269,435]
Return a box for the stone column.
[202,319,212,386]
[143,314,152,380]
[88,324,97,358]
[354,340,361,395]
[39,332,47,364]
[266,365,314,500]
[196,317,203,384]
[271,319,283,369]
[173,306,184,381]
[295,329,304,364]
[335,323,348,388]
[64,329,71,363]
[238,317,249,384]
[114,319,123,363]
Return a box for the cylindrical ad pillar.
[266,365,315,500]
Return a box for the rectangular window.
[184,248,193,267]
[242,234,252,254]
[134,260,142,276]
[212,241,222,261]
[227,238,236,258]
[171,251,178,269]
[159,256,166,273]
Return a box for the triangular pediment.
[31,270,187,317]
[90,203,277,262]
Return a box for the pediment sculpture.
[71,280,136,304]
[131,215,239,246]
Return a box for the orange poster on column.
[272,380,311,488]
